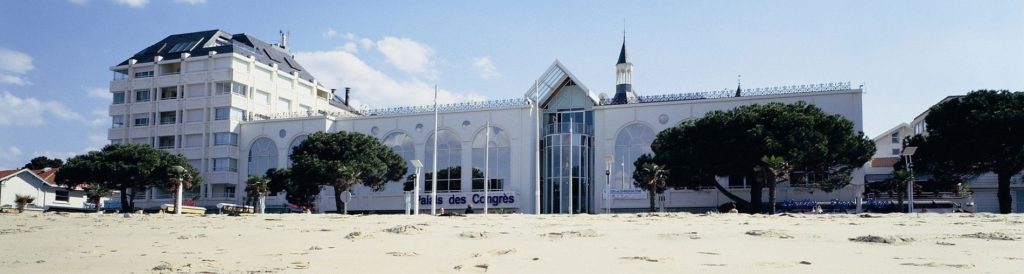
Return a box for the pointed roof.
[524,60,599,105]
[617,40,628,64]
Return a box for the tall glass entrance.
[541,109,594,214]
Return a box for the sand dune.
[1,212,1022,273]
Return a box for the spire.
[735,75,742,97]
[617,38,628,64]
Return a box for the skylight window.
[168,38,203,53]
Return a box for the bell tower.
[613,38,636,104]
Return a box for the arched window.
[613,123,655,190]
[424,129,461,192]
[248,137,278,177]
[472,126,510,191]
[381,132,415,193]
[285,134,307,166]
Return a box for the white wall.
[0,172,88,209]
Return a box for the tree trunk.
[713,182,751,209]
[748,173,763,214]
[998,171,1012,214]
[648,187,656,213]
[766,174,777,214]
[95,197,103,213]
[333,185,346,214]
[119,186,129,212]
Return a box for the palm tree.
[165,166,195,214]
[632,154,669,212]
[85,184,113,213]
[14,194,35,213]
[246,176,270,214]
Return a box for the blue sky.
[0,0,1021,168]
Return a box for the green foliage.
[55,144,200,211]
[632,154,668,212]
[912,90,1024,213]
[652,102,875,213]
[23,156,63,170]
[289,131,407,213]
[265,168,319,208]
[14,194,35,212]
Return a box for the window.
[113,69,129,80]
[184,134,203,148]
[112,92,125,104]
[110,139,123,145]
[613,123,655,190]
[892,148,900,155]
[111,115,124,128]
[214,82,231,95]
[55,190,69,202]
[158,136,175,149]
[159,111,176,125]
[131,137,150,146]
[230,107,246,121]
[277,98,291,112]
[213,107,229,120]
[186,84,206,98]
[133,114,150,126]
[254,90,270,104]
[425,129,462,192]
[159,86,178,100]
[215,82,247,96]
[231,83,248,96]
[248,137,279,176]
[213,132,238,146]
[159,63,181,75]
[134,89,150,102]
[134,70,154,78]
[187,159,202,172]
[185,109,204,123]
[212,158,237,172]
[891,132,899,144]
[298,104,311,113]
[472,126,510,191]
[286,135,308,166]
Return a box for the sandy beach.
[1,212,1022,273]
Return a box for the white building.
[0,168,88,211]
[111,30,867,213]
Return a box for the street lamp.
[410,160,423,215]
[604,154,613,214]
[901,146,918,213]
[170,165,185,215]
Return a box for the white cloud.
[112,0,148,8]
[359,38,374,49]
[0,146,24,168]
[174,0,206,4]
[0,91,85,126]
[86,87,110,100]
[68,0,89,5]
[345,32,355,40]
[0,48,33,86]
[376,37,437,78]
[340,42,358,53]
[322,28,338,38]
[294,50,483,109]
[472,57,501,79]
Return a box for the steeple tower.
[613,36,636,104]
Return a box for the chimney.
[279,30,288,50]
[344,87,351,106]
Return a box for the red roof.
[0,169,19,180]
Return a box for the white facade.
[110,31,870,213]
[107,31,351,208]
[0,169,88,211]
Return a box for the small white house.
[0,168,89,211]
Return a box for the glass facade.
[472,126,510,191]
[541,109,594,214]
[613,123,655,190]
[424,129,461,193]
[248,137,278,177]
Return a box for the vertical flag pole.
[568,114,574,215]
[484,120,490,214]
[431,85,439,215]
[534,80,541,214]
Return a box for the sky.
[0,0,1021,168]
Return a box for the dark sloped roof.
[617,41,628,64]
[116,29,317,83]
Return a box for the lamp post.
[170,165,185,215]
[901,147,918,213]
[604,154,613,214]
[411,160,423,215]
